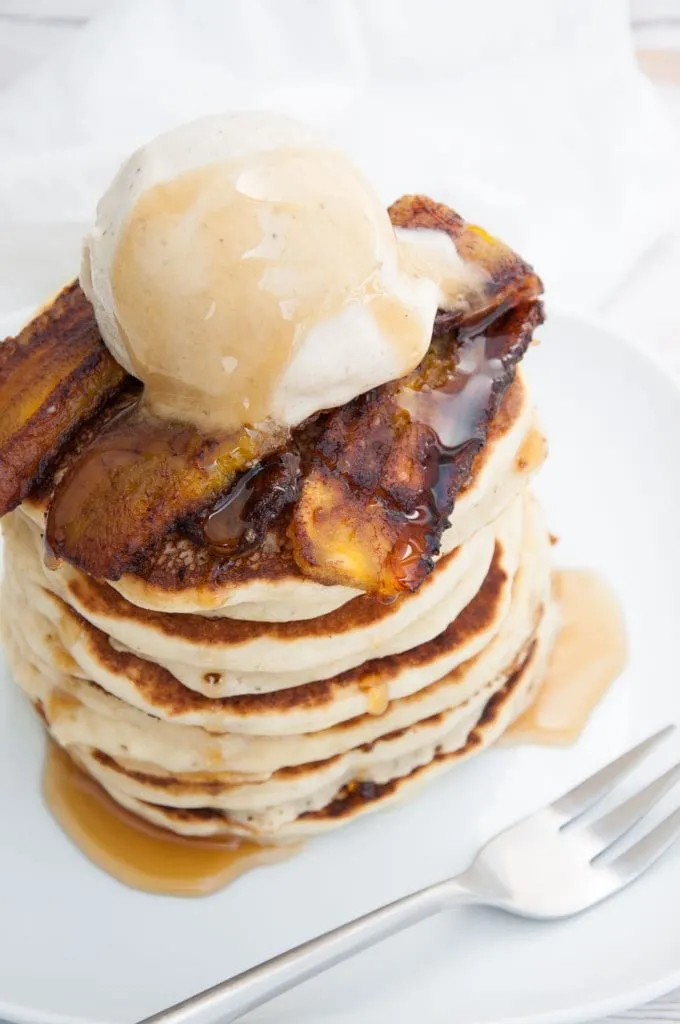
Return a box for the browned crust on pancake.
[65,537,466,647]
[42,541,506,721]
[0,282,127,516]
[91,751,239,794]
[89,696,468,796]
[104,638,538,830]
[139,803,225,824]
[301,640,536,821]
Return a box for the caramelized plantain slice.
[0,282,127,516]
[45,405,288,580]
[290,299,543,598]
[288,196,544,597]
[389,194,542,327]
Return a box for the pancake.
[75,656,522,813]
[6,601,556,842]
[1,493,552,781]
[10,496,524,692]
[8,546,512,732]
[75,602,558,844]
[9,492,546,734]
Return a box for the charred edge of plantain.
[0,283,127,516]
[288,299,544,597]
[0,281,84,368]
[388,194,543,322]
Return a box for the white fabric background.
[0,0,678,328]
[2,2,680,1022]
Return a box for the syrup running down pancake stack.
[0,191,557,847]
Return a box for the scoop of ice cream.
[80,112,441,433]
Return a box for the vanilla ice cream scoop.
[81,112,444,433]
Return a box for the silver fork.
[142,726,680,1024]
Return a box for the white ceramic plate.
[1,311,680,1024]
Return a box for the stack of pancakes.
[0,197,558,846]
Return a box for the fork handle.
[139,878,473,1024]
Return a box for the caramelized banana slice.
[290,299,543,598]
[0,282,127,516]
[45,406,288,580]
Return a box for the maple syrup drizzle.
[200,451,300,554]
[398,333,502,451]
[43,743,295,896]
[362,681,390,716]
[389,321,508,585]
[201,463,267,553]
[507,569,627,746]
[515,426,547,473]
